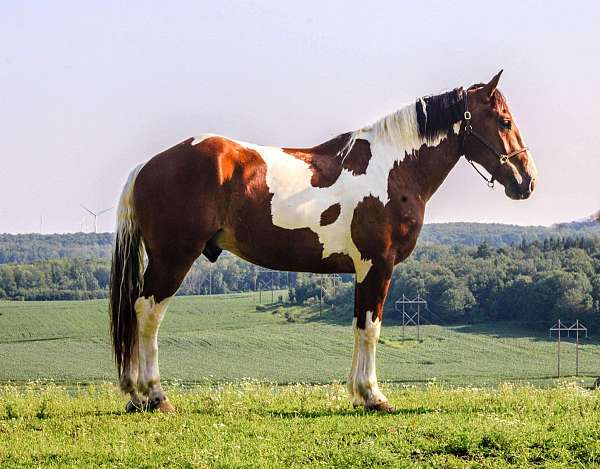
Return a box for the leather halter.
[461,89,529,188]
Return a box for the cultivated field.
[0,293,598,386]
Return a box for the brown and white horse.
[110,71,537,412]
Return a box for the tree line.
[1,220,598,264]
[1,235,599,328]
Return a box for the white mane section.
[193,101,457,283]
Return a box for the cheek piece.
[460,89,529,188]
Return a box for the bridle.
[461,89,529,188]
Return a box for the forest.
[1,224,598,328]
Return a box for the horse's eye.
[500,119,512,130]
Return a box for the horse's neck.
[409,132,462,201]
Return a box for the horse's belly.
[216,226,354,274]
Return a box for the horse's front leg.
[347,258,394,412]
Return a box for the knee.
[354,311,382,344]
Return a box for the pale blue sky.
[1,1,599,233]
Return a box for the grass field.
[2,382,600,467]
[1,294,600,466]
[0,293,598,386]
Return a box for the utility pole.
[574,319,587,376]
[197,264,213,296]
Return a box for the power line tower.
[316,273,342,316]
[256,269,276,304]
[394,294,427,341]
[549,319,588,377]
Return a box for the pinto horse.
[110,71,537,412]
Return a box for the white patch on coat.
[347,313,388,406]
[134,295,172,394]
[193,101,457,283]
[419,97,427,128]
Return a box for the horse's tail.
[109,163,146,387]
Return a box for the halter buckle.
[463,111,472,120]
[499,154,509,164]
[487,180,495,189]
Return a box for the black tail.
[109,164,145,389]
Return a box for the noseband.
[461,90,529,188]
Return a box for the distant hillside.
[0,220,599,264]
[419,220,600,247]
[0,233,113,264]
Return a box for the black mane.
[415,88,463,140]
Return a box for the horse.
[110,71,537,413]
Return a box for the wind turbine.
[80,205,113,233]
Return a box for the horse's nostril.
[529,179,536,192]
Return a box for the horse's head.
[463,71,537,200]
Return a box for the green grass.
[2,295,600,466]
[2,382,600,467]
[0,294,599,386]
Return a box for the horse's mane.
[416,88,463,142]
[341,88,464,161]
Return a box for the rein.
[461,89,529,188]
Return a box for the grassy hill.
[1,293,598,386]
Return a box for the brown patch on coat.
[283,133,372,188]
[351,196,392,261]
[349,195,397,327]
[385,160,426,262]
[320,203,341,226]
[353,258,395,328]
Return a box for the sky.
[1,1,599,233]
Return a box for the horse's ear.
[482,70,503,99]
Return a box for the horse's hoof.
[147,396,176,413]
[125,399,147,413]
[365,401,395,413]
[157,398,176,413]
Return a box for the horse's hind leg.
[132,249,202,412]
[122,344,146,412]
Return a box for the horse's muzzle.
[506,177,535,200]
